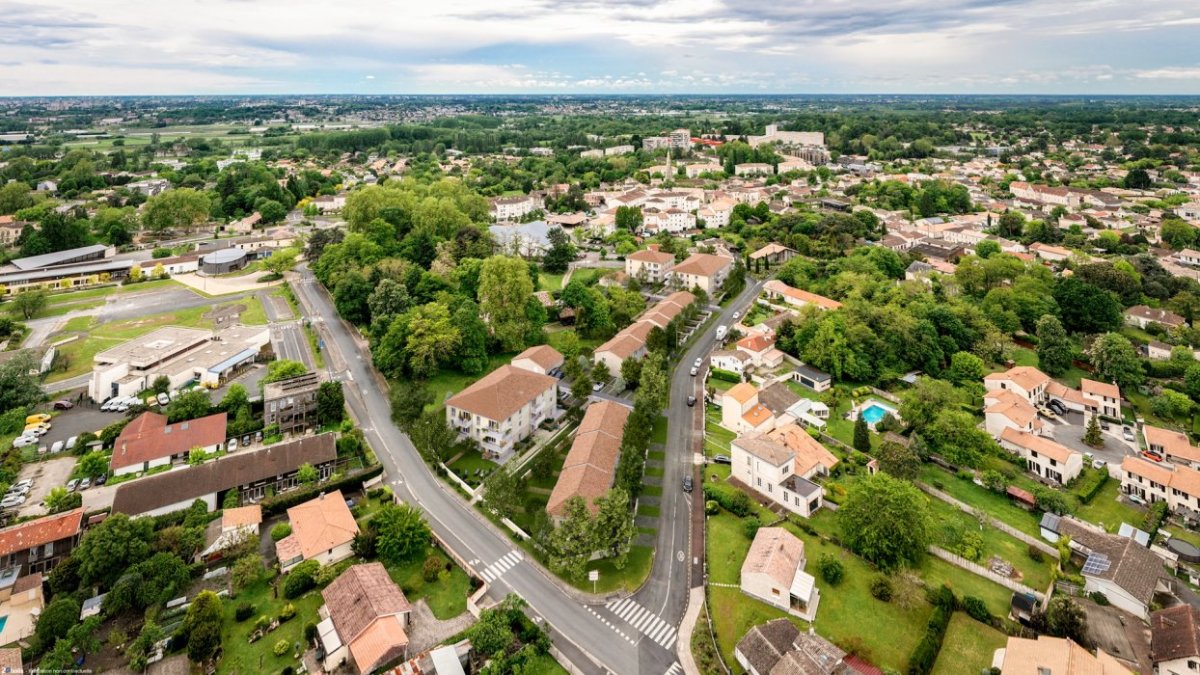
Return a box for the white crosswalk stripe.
[664,663,683,675]
[603,598,678,649]
[480,550,523,582]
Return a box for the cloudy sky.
[3,0,1199,95]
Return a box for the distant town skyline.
[4,0,1199,96]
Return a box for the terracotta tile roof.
[0,508,83,558]
[1151,604,1200,663]
[737,334,775,354]
[750,243,794,259]
[1144,425,1199,460]
[742,404,774,428]
[726,382,758,405]
[222,505,262,529]
[1046,381,1087,406]
[999,636,1131,674]
[1122,455,1200,499]
[323,563,412,645]
[768,423,840,474]
[742,527,803,588]
[984,366,1049,393]
[595,333,644,360]
[1000,428,1078,464]
[286,490,359,559]
[512,345,563,372]
[1126,305,1186,327]
[275,534,302,563]
[627,249,675,265]
[595,293,695,361]
[672,253,732,278]
[546,400,631,518]
[985,389,1040,429]
[1081,378,1120,401]
[349,615,408,674]
[111,411,228,471]
[763,280,843,310]
[445,365,556,422]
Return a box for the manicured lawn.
[918,554,1015,618]
[637,504,660,518]
[385,546,472,619]
[645,466,664,478]
[218,576,324,675]
[707,512,754,584]
[523,653,570,675]
[931,613,1008,675]
[919,465,1042,538]
[651,414,668,444]
[538,271,566,292]
[237,295,270,325]
[424,353,514,410]
[448,448,499,487]
[925,496,1055,591]
[643,485,662,497]
[708,586,808,673]
[704,408,736,456]
[1072,479,1143,533]
[580,545,654,594]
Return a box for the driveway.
[173,271,281,296]
[13,456,77,518]
[1046,411,1137,466]
[35,402,116,452]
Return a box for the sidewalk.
[676,587,705,675]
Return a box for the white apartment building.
[1120,455,1200,514]
[735,163,774,177]
[625,245,676,284]
[1000,428,1083,484]
[686,163,724,178]
[699,199,734,229]
[490,194,543,222]
[445,364,558,463]
[642,207,696,234]
[670,252,732,294]
[731,434,829,518]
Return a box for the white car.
[157,392,170,406]
[694,358,703,368]
[0,495,24,509]
[12,436,38,449]
[24,427,48,438]
[690,367,698,377]
[65,436,78,452]
[227,438,238,452]
[591,382,603,392]
[732,311,740,320]
[50,441,64,454]
[13,480,32,491]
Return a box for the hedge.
[702,483,754,517]
[260,464,384,516]
[709,368,741,383]
[907,586,957,675]
[1072,470,1109,505]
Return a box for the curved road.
[291,265,764,674]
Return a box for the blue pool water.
[860,404,891,425]
[0,616,8,634]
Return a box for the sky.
[2,0,1199,95]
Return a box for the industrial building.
[199,248,249,274]
[0,244,131,294]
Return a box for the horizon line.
[2,91,1200,99]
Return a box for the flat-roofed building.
[264,371,322,436]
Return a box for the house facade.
[740,528,820,621]
[445,365,558,463]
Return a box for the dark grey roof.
[112,433,337,515]
[759,382,800,416]
[736,619,799,675]
[10,244,108,270]
[0,258,132,285]
[783,474,822,499]
[794,365,831,383]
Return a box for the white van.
[715,325,728,340]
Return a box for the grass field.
[385,546,472,619]
[580,545,654,594]
[424,353,514,411]
[218,576,323,675]
[931,613,1007,675]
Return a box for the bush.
[1027,546,1044,563]
[1089,591,1110,606]
[423,556,443,583]
[962,596,993,624]
[1144,500,1169,533]
[234,602,255,622]
[870,575,893,602]
[704,500,719,515]
[709,368,741,383]
[1073,470,1109,504]
[304,622,319,643]
[817,554,845,586]
[742,517,762,541]
[283,560,319,599]
[273,639,290,657]
[151,247,173,259]
[270,523,292,542]
[701,483,754,517]
[278,603,296,622]
[907,591,955,675]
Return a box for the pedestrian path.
[603,598,678,650]
[480,550,523,583]
[664,663,683,675]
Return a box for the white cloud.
[1135,67,1200,80]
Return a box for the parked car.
[1143,450,1164,462]
[95,473,108,486]
[687,395,696,407]
[1129,494,1147,506]
[694,358,703,368]
[50,441,64,454]
[682,476,693,492]
[157,392,170,406]
[168,391,180,401]
[689,367,698,377]
[1122,427,1136,442]
[732,311,740,320]
[6,484,29,496]
[12,436,37,449]
[0,495,24,509]
[116,401,130,412]
[228,438,238,452]
[24,427,48,438]
[66,479,79,492]
[1093,459,1107,470]
[592,382,603,392]
[25,414,50,425]
[52,400,74,410]
[78,477,91,490]
[712,455,732,465]
[13,480,33,491]
[1048,400,1067,416]
[255,431,263,443]
[65,436,78,452]
[241,435,251,447]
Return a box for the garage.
[199,248,249,275]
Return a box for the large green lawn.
[931,613,1007,675]
[424,353,514,411]
[385,546,473,619]
[1072,479,1144,533]
[919,464,1043,538]
[708,586,809,673]
[218,576,324,675]
[704,407,736,456]
[581,545,654,594]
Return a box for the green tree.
[12,289,47,320]
[898,377,962,433]
[1054,278,1122,334]
[262,247,299,276]
[0,181,35,215]
[1035,315,1074,376]
[0,352,43,413]
[620,357,642,389]
[164,389,212,423]
[996,211,1026,238]
[1039,596,1090,647]
[296,463,319,484]
[838,473,931,571]
[128,621,164,672]
[974,240,1001,259]
[479,256,535,351]
[592,488,635,568]
[570,367,593,401]
[142,188,211,233]
[852,416,871,453]
[453,299,489,374]
[374,503,432,564]
[407,410,459,464]
[542,226,576,274]
[947,351,985,384]
[74,513,155,588]
[615,206,643,231]
[367,278,411,327]
[264,359,308,384]
[36,596,81,648]
[182,590,223,664]
[927,409,997,467]
[482,468,521,520]
[402,302,461,379]
[1087,332,1144,389]
[1123,168,1151,190]
[390,383,434,430]
[548,497,595,579]
[877,439,921,480]
[45,486,82,513]
[77,451,109,478]
[1083,415,1103,447]
[316,380,345,426]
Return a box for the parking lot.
[1044,411,1138,467]
[12,456,76,518]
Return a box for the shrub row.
[907,586,956,675]
[1073,469,1109,505]
[701,483,754,517]
[709,368,741,383]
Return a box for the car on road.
[66,479,79,492]
[694,357,703,368]
[12,436,37,449]
[712,454,732,465]
[1100,421,1111,431]
[50,440,64,454]
[52,400,74,410]
[682,476,693,492]
[78,478,91,490]
[689,367,698,376]
[687,395,696,407]
[0,495,25,509]
[732,311,740,320]
[157,392,170,406]
[1122,427,1136,442]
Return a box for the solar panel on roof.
[1082,552,1111,575]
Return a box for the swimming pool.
[860,404,890,425]
[0,615,9,635]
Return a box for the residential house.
[111,433,338,517]
[762,280,843,312]
[984,366,1050,406]
[734,620,851,675]
[999,428,1083,484]
[624,246,676,284]
[1028,242,1072,262]
[276,490,359,572]
[110,411,227,476]
[642,207,696,234]
[1126,305,1187,330]
[710,350,751,377]
[319,563,412,674]
[722,383,776,435]
[511,345,564,376]
[740,528,820,621]
[698,199,734,229]
[984,389,1042,438]
[735,163,774,177]
[748,243,797,267]
[263,371,322,436]
[0,508,84,579]
[312,194,347,213]
[792,364,832,393]
[1150,604,1200,675]
[730,431,832,518]
[670,253,732,294]
[490,194,543,222]
[200,505,262,560]
[992,636,1131,674]
[736,334,784,369]
[593,292,695,374]
[1120,455,1200,515]
[0,572,44,647]
[0,216,25,247]
[445,365,558,463]
[1143,425,1200,466]
[685,163,723,178]
[1056,516,1165,620]
[545,400,631,523]
[1081,379,1121,418]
